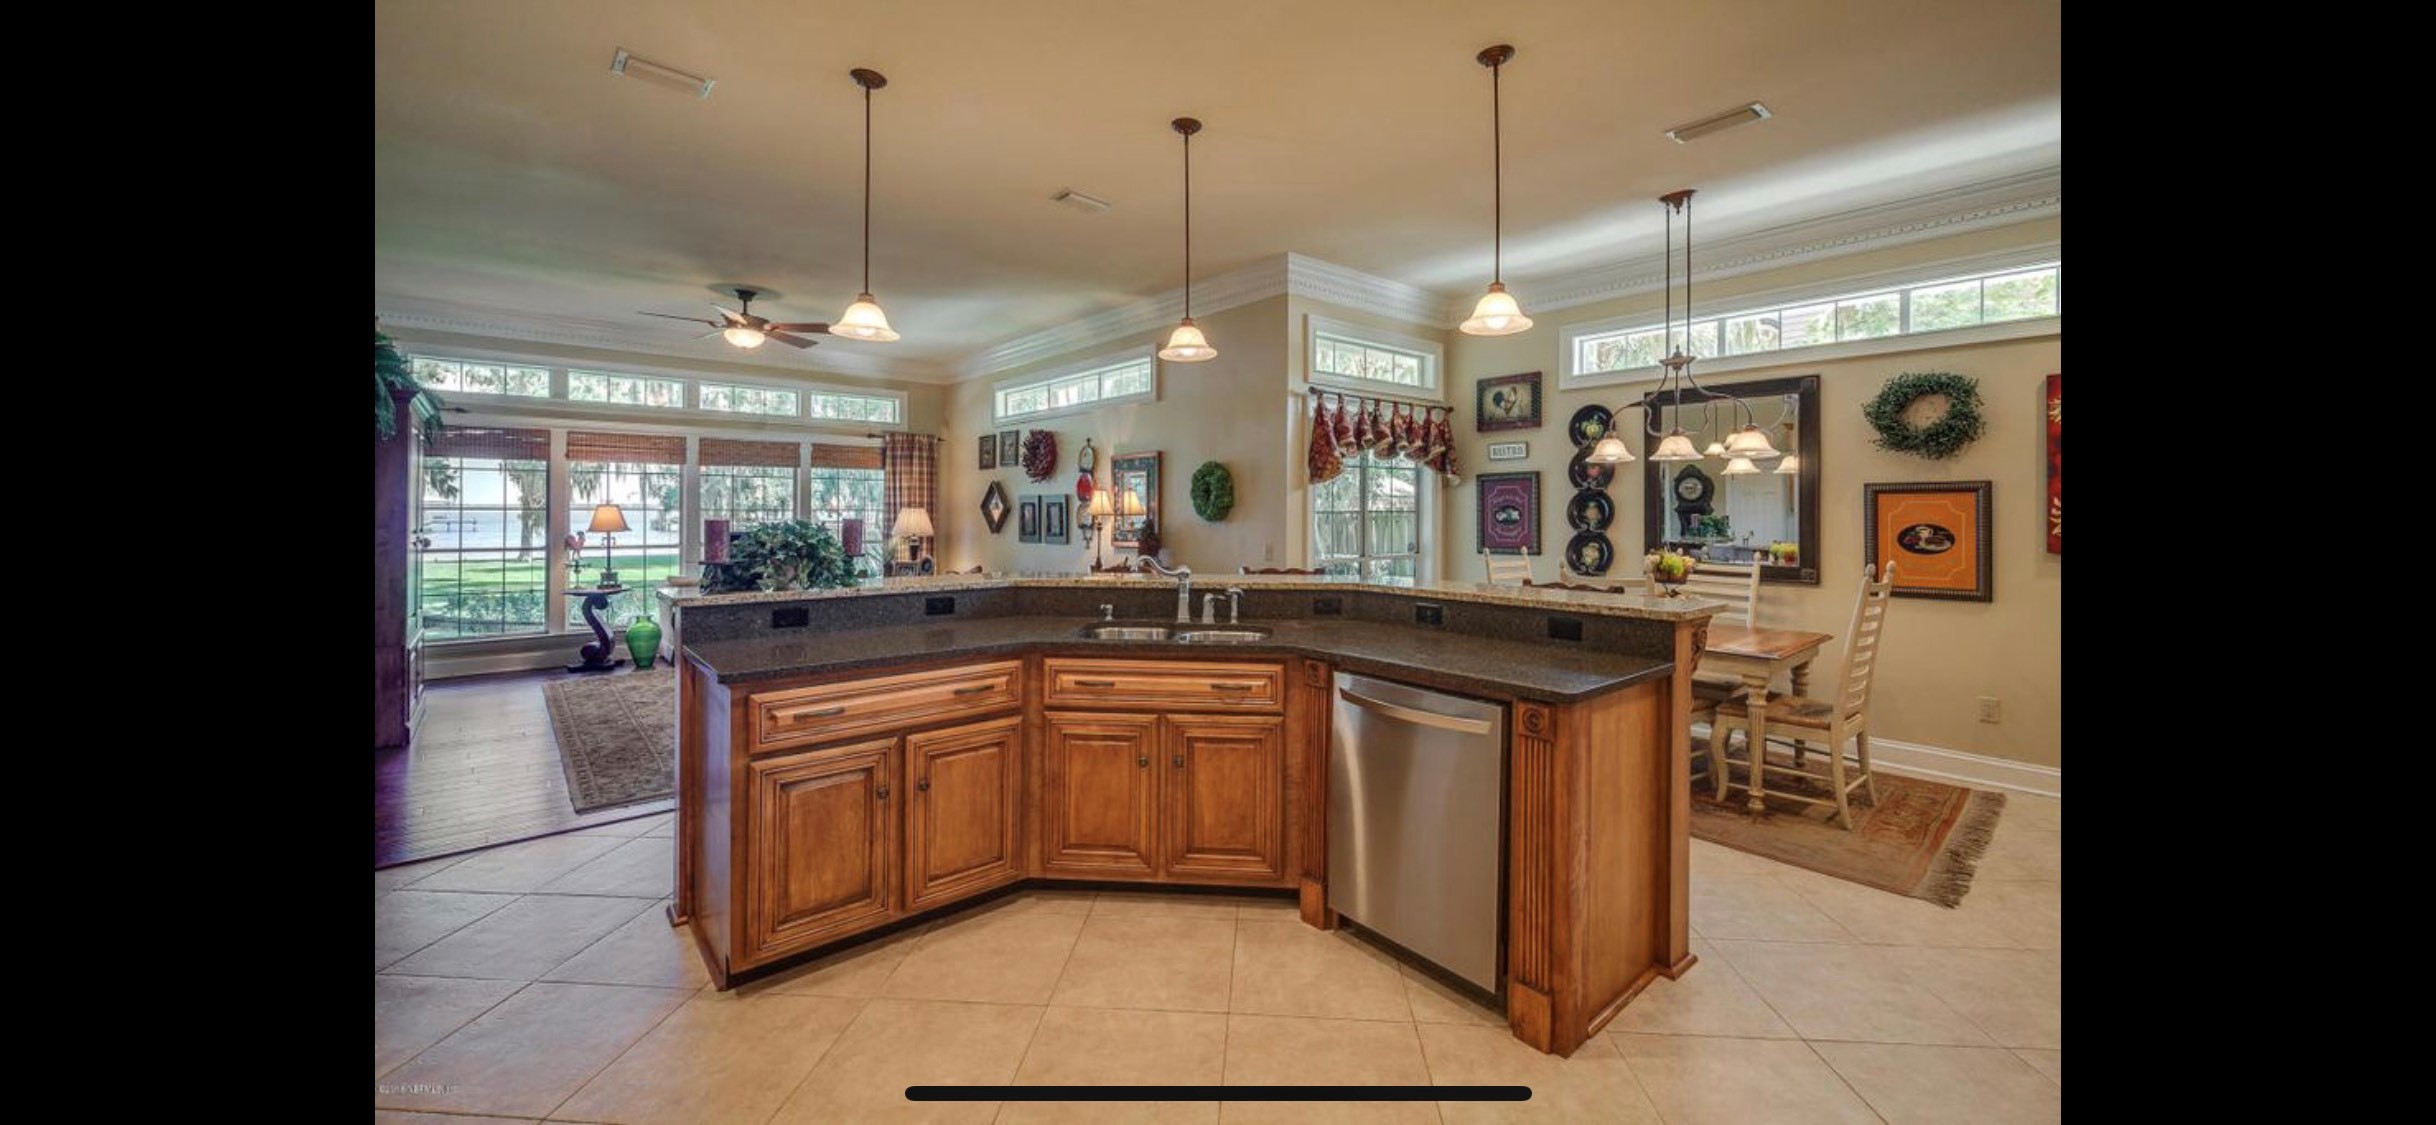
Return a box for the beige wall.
[1443,220,2061,768]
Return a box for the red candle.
[841,518,865,559]
[703,519,730,563]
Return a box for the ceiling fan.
[639,287,828,350]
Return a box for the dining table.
[1699,622,1836,817]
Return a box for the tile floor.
[375,794,2060,1123]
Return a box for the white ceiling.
[373,0,2061,379]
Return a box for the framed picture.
[2045,374,2060,555]
[1475,371,1542,432]
[1043,496,1070,544]
[1865,481,1992,601]
[1018,496,1041,543]
[979,435,997,470]
[1476,471,1542,555]
[981,480,1010,534]
[1111,451,1161,548]
[1486,440,1529,461]
[998,430,1020,466]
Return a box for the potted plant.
[1643,548,1698,595]
[374,330,445,441]
[706,519,856,593]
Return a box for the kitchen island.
[663,573,1722,1056]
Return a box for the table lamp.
[1083,490,1116,570]
[894,507,934,568]
[587,503,630,588]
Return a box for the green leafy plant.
[375,330,446,441]
[1863,371,1986,460]
[709,519,855,593]
[1190,461,1234,522]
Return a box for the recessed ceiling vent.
[611,48,715,100]
[1665,102,1770,143]
[1051,189,1113,214]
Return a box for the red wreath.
[1021,430,1058,482]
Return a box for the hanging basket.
[1863,371,1986,460]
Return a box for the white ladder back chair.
[1709,562,1896,829]
[1482,548,1533,586]
[1675,561,1762,626]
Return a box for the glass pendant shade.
[1460,283,1534,336]
[831,294,900,342]
[1721,456,1760,476]
[1584,434,1636,464]
[1724,424,1782,459]
[1652,431,1703,461]
[1701,440,1727,458]
[1158,317,1217,362]
[722,325,767,349]
[1774,454,1801,475]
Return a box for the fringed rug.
[543,669,677,814]
[1692,739,2005,907]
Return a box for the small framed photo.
[1865,481,1993,601]
[1043,496,1069,544]
[979,434,997,470]
[1018,496,1041,543]
[999,430,1021,466]
[1476,371,1542,432]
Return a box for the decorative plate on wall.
[1564,530,1614,576]
[1567,404,1614,447]
[1566,490,1614,532]
[1567,445,1615,490]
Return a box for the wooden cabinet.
[1040,712,1160,878]
[744,738,897,962]
[1163,714,1286,880]
[1044,658,1285,712]
[904,716,1024,911]
[750,661,1024,753]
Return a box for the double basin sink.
[1077,621,1273,645]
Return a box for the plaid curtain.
[882,433,938,543]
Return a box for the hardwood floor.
[376,667,673,868]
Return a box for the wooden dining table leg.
[1740,669,1772,818]
[1788,658,1813,768]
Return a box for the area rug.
[544,669,677,814]
[1692,738,2005,907]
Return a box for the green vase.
[625,616,663,670]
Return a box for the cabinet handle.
[1075,679,1118,688]
[952,684,994,696]
[1173,754,1185,768]
[798,706,847,719]
[917,777,931,792]
[1137,755,1150,767]
[876,785,890,800]
[1210,683,1254,692]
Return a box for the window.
[567,370,684,408]
[418,427,552,639]
[698,382,801,416]
[804,389,904,424]
[698,438,800,534]
[809,445,889,573]
[566,431,686,625]
[993,351,1157,423]
[410,357,551,397]
[1312,450,1423,583]
[1306,316,1442,396]
[1566,262,2061,382]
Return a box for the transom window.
[1312,450,1424,583]
[804,389,904,424]
[567,370,684,408]
[698,382,800,416]
[993,351,1157,423]
[410,357,551,398]
[1306,315,1442,396]
[399,352,906,426]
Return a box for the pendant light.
[1459,45,1533,337]
[1774,454,1801,475]
[832,68,901,343]
[1721,456,1761,476]
[1584,433,1636,464]
[1157,117,1217,363]
[1636,188,1778,460]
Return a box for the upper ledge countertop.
[656,571,1724,623]
[682,616,1674,704]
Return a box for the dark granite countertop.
[684,616,1673,704]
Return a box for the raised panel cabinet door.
[1162,714,1287,881]
[744,739,897,963]
[904,715,1024,911]
[1041,712,1160,878]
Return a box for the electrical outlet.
[1264,542,1276,562]
[1977,696,2001,723]
[1312,596,1342,616]
[1414,603,1445,627]
[771,607,810,629]
[1546,616,1583,642]
[924,596,957,616]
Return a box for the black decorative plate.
[1568,404,1614,448]
[1567,445,1615,490]
[1565,531,1614,576]
[1567,491,1614,531]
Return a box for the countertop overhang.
[661,572,1721,623]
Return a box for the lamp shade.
[1774,454,1801,475]
[1583,434,1636,464]
[833,294,901,342]
[1118,489,1145,517]
[586,503,630,534]
[722,325,767,349]
[1724,424,1782,459]
[1158,318,1217,362]
[1651,431,1703,462]
[1459,283,1533,336]
[1086,491,1115,518]
[893,507,934,538]
[1721,456,1761,476]
[1701,440,1727,458]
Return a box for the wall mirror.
[1112,451,1161,548]
[1638,374,1820,584]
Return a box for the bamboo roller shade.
[427,426,549,461]
[811,443,883,470]
[697,437,800,468]
[566,430,686,464]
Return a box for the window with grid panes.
[1312,450,1423,583]
[808,444,889,573]
[418,426,553,639]
[697,438,800,541]
[566,431,686,625]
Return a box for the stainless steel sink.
[1174,626,1273,644]
[1073,622,1272,644]
[1077,623,1175,641]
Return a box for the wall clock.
[1671,465,1714,537]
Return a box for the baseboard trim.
[1864,736,2060,798]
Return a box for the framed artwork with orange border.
[1864,481,1992,601]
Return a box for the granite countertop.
[658,571,1721,623]
[683,616,1674,704]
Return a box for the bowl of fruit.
[1644,549,1698,595]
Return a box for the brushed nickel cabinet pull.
[1211,683,1254,692]
[800,706,847,718]
[952,684,994,696]
[1076,679,1118,688]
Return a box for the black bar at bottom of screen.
[906,1085,1531,1102]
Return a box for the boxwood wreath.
[1190,461,1234,521]
[1864,371,1986,460]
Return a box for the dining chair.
[1708,562,1895,829]
[1676,561,1763,705]
[1241,565,1326,575]
[1481,548,1532,586]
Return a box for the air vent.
[1665,102,1770,143]
[1051,189,1113,214]
[611,48,715,100]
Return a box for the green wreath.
[1864,371,1986,460]
[1190,461,1234,521]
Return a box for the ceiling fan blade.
[710,303,745,326]
[766,322,831,334]
[639,311,720,326]
[767,331,821,349]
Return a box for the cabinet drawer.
[749,661,1023,752]
[1043,658,1284,713]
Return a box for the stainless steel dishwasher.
[1327,671,1506,993]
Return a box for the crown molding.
[1282,253,1446,327]
[372,293,961,385]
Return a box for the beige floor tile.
[1609,1034,1878,1125]
[377,890,517,971]
[1222,1014,1435,1124]
[2014,1048,2060,1084]
[387,895,653,981]
[1598,937,1796,1040]
[1814,1041,2063,1124]
[374,1113,533,1125]
[998,1006,1229,1124]
[556,990,866,1124]
[1417,1023,1659,1124]
[1961,880,2062,950]
[882,909,1085,1005]
[376,855,467,899]
[989,888,1101,915]
[537,835,675,898]
[375,976,522,1077]
[543,901,709,990]
[1771,866,2027,948]
[1092,890,1253,920]
[1691,875,1856,943]
[1998,794,2062,832]
[1229,922,1412,1022]
[1690,838,1796,880]
[374,981,691,1117]
[1400,965,1504,1028]
[1232,894,1303,921]
[405,834,629,895]
[1891,947,2060,1049]
[571,811,672,838]
[1712,940,1994,1046]
[643,817,675,838]
[1974,827,2061,882]
[1053,914,1237,1012]
[755,923,932,999]
[770,997,1045,1124]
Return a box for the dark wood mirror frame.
[1638,374,1822,585]
[1111,451,1162,549]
